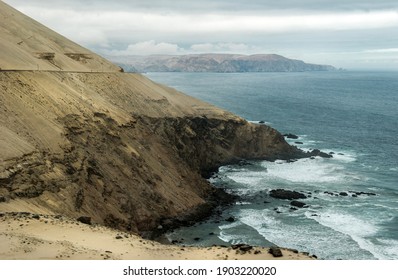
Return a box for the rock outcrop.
[0,1,304,234]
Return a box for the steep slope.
[0,1,301,234]
[110,53,336,73]
[0,1,120,72]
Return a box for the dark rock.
[349,191,376,196]
[209,232,215,236]
[284,133,299,139]
[352,194,358,198]
[338,153,345,155]
[115,235,123,239]
[339,192,348,196]
[308,149,333,158]
[268,247,283,257]
[290,201,307,208]
[193,237,200,241]
[32,214,40,220]
[263,201,270,204]
[77,216,92,225]
[259,121,265,124]
[295,141,304,145]
[0,196,6,203]
[225,217,235,223]
[232,244,252,251]
[239,245,253,252]
[290,207,298,211]
[329,152,335,155]
[254,250,261,255]
[270,189,307,200]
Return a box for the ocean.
[145,71,398,260]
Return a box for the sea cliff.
[0,1,301,236]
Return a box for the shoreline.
[0,212,314,260]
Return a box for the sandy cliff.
[0,1,300,237]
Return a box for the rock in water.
[283,133,299,139]
[225,217,235,222]
[270,189,307,200]
[290,201,307,208]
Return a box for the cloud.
[106,41,184,55]
[190,43,258,54]
[106,41,263,55]
[4,0,398,69]
[363,48,398,53]
[5,0,398,13]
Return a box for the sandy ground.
[0,213,313,260]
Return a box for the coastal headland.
[0,1,312,259]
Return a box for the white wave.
[331,152,357,163]
[235,201,252,205]
[227,172,265,186]
[374,239,398,259]
[219,221,241,230]
[247,120,272,126]
[236,208,368,259]
[260,158,348,184]
[306,210,392,260]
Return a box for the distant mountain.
[109,54,336,73]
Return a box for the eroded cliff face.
[0,71,300,234]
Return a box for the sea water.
[145,71,398,260]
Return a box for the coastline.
[0,212,313,260]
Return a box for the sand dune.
[0,213,313,260]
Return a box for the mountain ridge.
[109,53,336,73]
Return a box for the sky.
[3,0,398,70]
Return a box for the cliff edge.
[0,1,300,234]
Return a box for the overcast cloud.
[4,0,398,69]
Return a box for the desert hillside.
[0,1,120,72]
[0,0,301,239]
